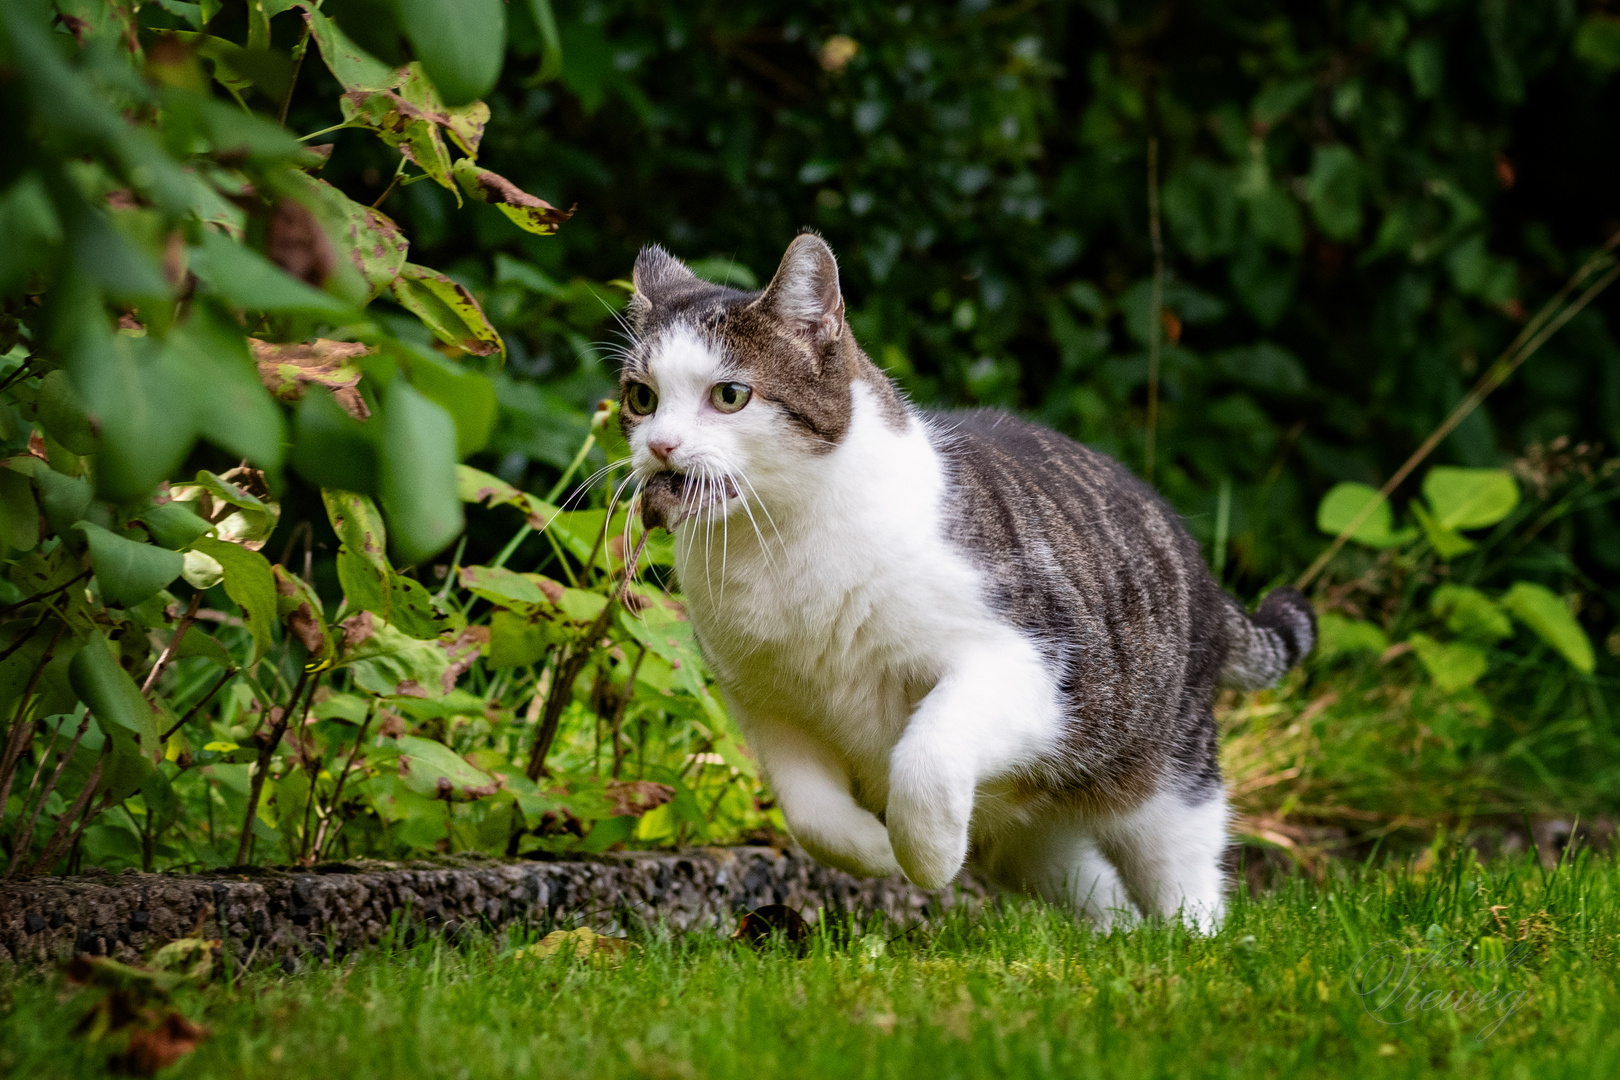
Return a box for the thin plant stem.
[0,568,90,619]
[276,22,311,126]
[161,667,237,742]
[235,666,316,865]
[0,622,68,823]
[141,593,201,694]
[26,744,108,876]
[1144,136,1165,485]
[312,702,376,861]
[4,712,90,876]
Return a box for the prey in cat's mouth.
[638,469,741,531]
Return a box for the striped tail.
[1220,587,1317,690]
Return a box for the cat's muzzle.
[638,470,741,531]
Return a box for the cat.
[618,234,1315,932]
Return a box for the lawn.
[3,848,1618,1079]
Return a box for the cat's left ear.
[755,233,845,345]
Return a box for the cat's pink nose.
[648,435,680,463]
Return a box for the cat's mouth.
[638,470,741,531]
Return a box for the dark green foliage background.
[291,0,1620,610]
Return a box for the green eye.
[710,382,752,413]
[625,382,658,416]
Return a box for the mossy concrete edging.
[0,847,988,971]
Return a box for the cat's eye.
[710,382,752,413]
[625,382,658,416]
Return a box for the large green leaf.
[284,173,409,302]
[76,521,183,607]
[1315,482,1411,548]
[69,631,161,759]
[1408,632,1489,693]
[1305,145,1363,241]
[1430,584,1513,642]
[0,466,40,552]
[390,734,499,801]
[170,303,286,469]
[192,537,278,662]
[139,500,214,551]
[390,263,504,357]
[379,378,464,566]
[67,328,199,501]
[1502,582,1595,674]
[190,229,355,317]
[1313,612,1389,661]
[394,344,497,457]
[292,389,380,494]
[34,369,97,455]
[1422,467,1520,532]
[302,6,399,93]
[397,0,506,106]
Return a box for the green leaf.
[1411,501,1475,560]
[1314,612,1389,660]
[1422,467,1519,532]
[1408,632,1489,693]
[76,521,183,607]
[69,632,161,760]
[1315,482,1411,548]
[192,538,278,662]
[340,88,458,196]
[459,564,551,610]
[390,263,504,358]
[390,734,499,800]
[1575,15,1620,72]
[486,608,557,667]
[169,471,280,550]
[191,229,355,317]
[67,328,200,501]
[170,303,287,469]
[302,6,400,93]
[13,458,94,537]
[1430,584,1513,642]
[0,466,40,553]
[342,617,451,696]
[34,369,97,455]
[282,173,409,303]
[139,500,214,551]
[291,389,380,495]
[379,378,464,565]
[455,464,551,526]
[1305,145,1363,241]
[1501,582,1595,674]
[393,344,497,456]
[451,159,573,236]
[397,0,507,107]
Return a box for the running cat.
[619,235,1314,931]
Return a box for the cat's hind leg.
[976,818,1138,932]
[1095,787,1229,934]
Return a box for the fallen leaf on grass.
[731,904,811,951]
[117,1011,209,1076]
[515,927,635,964]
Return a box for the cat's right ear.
[629,245,696,329]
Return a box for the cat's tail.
[1219,587,1316,690]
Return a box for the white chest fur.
[672,388,1062,809]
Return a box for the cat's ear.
[629,245,697,327]
[755,233,845,344]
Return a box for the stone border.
[0,848,988,971]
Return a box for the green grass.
[4,849,1619,1079]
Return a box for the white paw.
[887,815,968,890]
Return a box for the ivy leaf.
[76,521,183,607]
[1408,632,1489,693]
[192,537,278,662]
[1422,467,1520,532]
[390,262,504,357]
[1502,582,1595,674]
[1315,482,1413,548]
[451,160,574,236]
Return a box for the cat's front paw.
[886,813,969,890]
[788,812,903,879]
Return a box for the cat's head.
[619,234,877,529]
